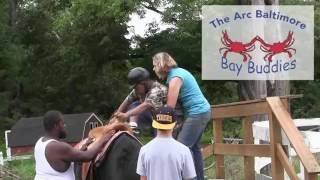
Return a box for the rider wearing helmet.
[115,67,167,133]
[128,67,150,89]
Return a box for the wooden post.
[304,168,317,180]
[280,98,289,112]
[269,112,284,179]
[214,118,224,178]
[242,117,255,180]
[0,152,3,166]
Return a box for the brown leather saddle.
[76,121,141,180]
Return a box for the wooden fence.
[203,96,320,180]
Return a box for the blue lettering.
[221,57,228,69]
[290,60,296,69]
[221,57,242,76]
[209,17,230,28]
[234,12,242,20]
[283,62,290,71]
[271,60,279,72]
[263,63,270,73]
[256,64,263,74]
[248,61,255,73]
[256,10,262,18]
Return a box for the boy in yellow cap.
[136,106,196,180]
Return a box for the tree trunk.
[238,0,290,121]
[238,0,267,106]
[267,80,290,96]
[8,0,17,27]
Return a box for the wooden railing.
[204,96,320,180]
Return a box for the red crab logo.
[257,31,296,62]
[219,30,256,62]
[219,30,296,62]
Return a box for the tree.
[1,0,138,120]
[237,0,290,123]
[0,0,27,132]
[133,0,238,105]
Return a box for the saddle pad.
[93,132,142,180]
[88,123,132,141]
[94,131,142,166]
[81,131,142,180]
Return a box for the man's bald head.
[43,110,62,131]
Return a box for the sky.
[126,7,174,38]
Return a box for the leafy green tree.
[133,0,238,105]
[10,0,138,118]
[0,0,27,133]
[1,0,319,141]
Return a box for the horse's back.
[93,133,141,180]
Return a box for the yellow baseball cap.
[152,106,176,130]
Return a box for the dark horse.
[75,122,142,180]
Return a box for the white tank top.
[34,137,75,180]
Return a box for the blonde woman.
[152,52,211,180]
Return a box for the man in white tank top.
[34,110,114,180]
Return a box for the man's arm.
[117,98,131,113]
[140,176,147,180]
[48,131,114,162]
[125,102,151,117]
[115,102,152,121]
[167,77,182,108]
[77,137,93,151]
[117,90,137,113]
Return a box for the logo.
[220,30,296,62]
[202,6,314,80]
[219,30,256,62]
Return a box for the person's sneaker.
[129,121,140,134]
[129,121,138,129]
[133,128,140,135]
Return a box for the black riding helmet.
[128,67,150,88]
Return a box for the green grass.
[0,140,7,157]
[201,123,213,145]
[136,123,214,145]
[204,153,320,179]
[3,152,320,180]
[290,153,320,178]
[6,159,35,179]
[204,155,244,180]
[2,136,320,180]
[136,135,153,144]
[204,155,215,179]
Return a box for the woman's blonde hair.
[152,52,178,69]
